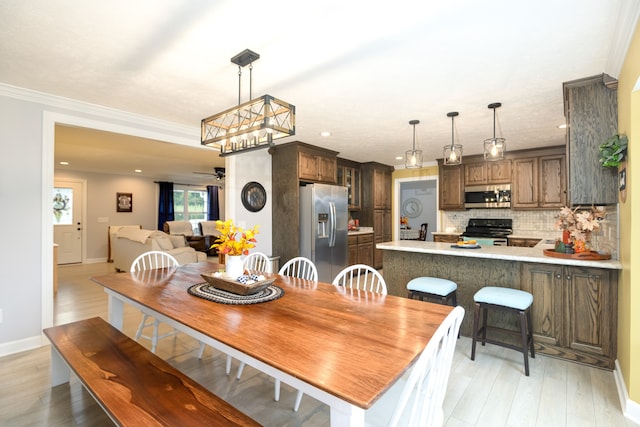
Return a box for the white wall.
[0,83,224,356]
[55,170,158,261]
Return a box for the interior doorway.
[53,179,86,264]
[394,175,438,241]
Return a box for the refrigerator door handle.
[329,201,336,247]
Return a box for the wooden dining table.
[90,261,452,426]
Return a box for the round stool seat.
[474,286,533,311]
[407,277,457,297]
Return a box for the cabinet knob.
[566,274,571,281]
[555,274,562,279]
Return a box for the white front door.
[53,180,83,264]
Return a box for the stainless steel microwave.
[464,184,511,209]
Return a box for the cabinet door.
[439,164,464,210]
[358,235,374,266]
[464,163,487,185]
[373,168,390,209]
[565,76,618,205]
[539,155,566,208]
[348,236,358,265]
[318,155,337,183]
[298,152,318,181]
[512,158,539,208]
[520,263,563,347]
[564,266,616,359]
[488,160,512,183]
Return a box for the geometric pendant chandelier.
[405,119,423,168]
[443,111,462,165]
[483,102,506,161]
[201,49,295,157]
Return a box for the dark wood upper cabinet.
[563,74,618,205]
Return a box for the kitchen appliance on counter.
[464,184,511,209]
[300,183,349,282]
[461,218,513,246]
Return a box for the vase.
[225,255,244,279]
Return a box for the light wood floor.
[0,261,636,427]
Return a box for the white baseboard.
[614,359,640,424]
[0,335,44,358]
[83,257,108,264]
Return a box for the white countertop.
[376,240,621,270]
[348,227,374,236]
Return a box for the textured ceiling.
[1,0,638,185]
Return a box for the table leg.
[106,291,124,331]
[330,405,365,427]
[50,346,70,386]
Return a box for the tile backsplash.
[440,205,619,259]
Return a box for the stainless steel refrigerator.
[299,183,349,283]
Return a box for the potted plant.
[599,133,628,168]
[210,219,259,277]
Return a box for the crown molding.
[0,82,199,140]
[606,0,640,78]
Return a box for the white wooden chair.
[278,256,318,281]
[274,256,318,410]
[332,264,387,294]
[130,251,179,353]
[365,306,465,426]
[243,252,272,273]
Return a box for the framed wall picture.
[117,192,133,212]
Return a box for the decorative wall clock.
[241,181,266,212]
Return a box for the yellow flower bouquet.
[210,219,259,256]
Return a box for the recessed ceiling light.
[395,156,403,160]
[320,131,331,137]
[59,161,69,165]
[558,123,567,129]
[134,169,142,173]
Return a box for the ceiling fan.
[193,167,225,181]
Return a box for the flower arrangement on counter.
[555,206,606,253]
[210,219,259,256]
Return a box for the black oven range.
[461,218,513,246]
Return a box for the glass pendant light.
[405,119,423,168]
[483,102,506,161]
[443,111,462,165]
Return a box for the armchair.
[163,221,212,253]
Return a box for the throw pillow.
[168,234,187,248]
[149,231,174,250]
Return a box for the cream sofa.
[111,228,207,272]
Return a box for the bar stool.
[407,277,457,306]
[471,286,535,376]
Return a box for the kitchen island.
[378,240,621,369]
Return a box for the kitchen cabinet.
[361,162,393,268]
[271,141,340,264]
[507,237,541,247]
[437,162,464,210]
[520,262,617,368]
[348,233,374,265]
[337,158,361,210]
[512,148,566,209]
[298,150,337,183]
[464,160,511,186]
[563,74,618,205]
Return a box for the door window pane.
[53,187,73,224]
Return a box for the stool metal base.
[471,301,535,376]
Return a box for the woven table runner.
[188,282,284,305]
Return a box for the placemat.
[188,282,284,305]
